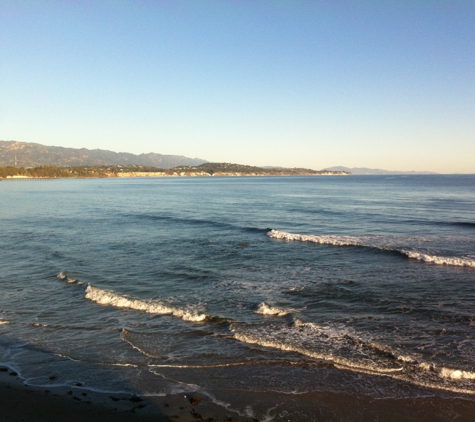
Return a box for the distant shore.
[1,171,350,181]
[0,163,351,180]
[114,171,350,178]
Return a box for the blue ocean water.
[1,175,475,418]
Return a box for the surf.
[267,229,475,268]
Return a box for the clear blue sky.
[1,1,474,173]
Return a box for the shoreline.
[1,172,349,181]
[0,366,247,422]
[3,365,475,421]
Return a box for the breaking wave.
[267,230,475,268]
[255,302,298,317]
[231,319,405,375]
[231,318,475,393]
[57,271,85,285]
[57,272,233,325]
[400,250,475,267]
[84,285,207,322]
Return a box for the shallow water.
[1,175,475,418]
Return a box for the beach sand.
[3,365,475,421]
[0,367,245,422]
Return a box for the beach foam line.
[231,322,404,375]
[267,230,475,268]
[231,318,475,392]
[85,285,207,322]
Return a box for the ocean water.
[1,175,475,419]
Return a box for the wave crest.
[85,285,207,322]
[401,250,475,268]
[232,318,475,388]
[255,302,295,317]
[267,230,475,268]
[57,271,84,284]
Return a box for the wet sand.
[3,366,475,421]
[0,367,245,422]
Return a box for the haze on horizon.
[1,1,474,174]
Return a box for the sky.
[1,1,474,173]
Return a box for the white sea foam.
[287,286,305,292]
[232,318,475,390]
[401,250,475,268]
[57,271,67,280]
[85,285,207,322]
[57,271,83,284]
[267,230,475,268]
[0,319,9,325]
[267,229,365,247]
[231,319,404,375]
[255,302,294,317]
[439,368,475,380]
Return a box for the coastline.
[3,366,475,422]
[1,172,350,181]
[0,162,350,180]
[0,366,246,422]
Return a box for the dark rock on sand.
[190,396,203,405]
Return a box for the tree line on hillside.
[0,165,177,178]
[0,166,110,178]
[1,163,349,179]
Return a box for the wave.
[400,250,475,267]
[267,229,367,247]
[439,368,475,380]
[452,222,475,229]
[255,302,299,317]
[434,221,475,229]
[57,271,85,285]
[232,319,404,374]
[57,271,236,325]
[231,318,475,393]
[126,212,267,234]
[267,230,475,268]
[85,285,207,322]
[0,319,9,325]
[401,219,475,229]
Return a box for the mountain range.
[0,141,206,168]
[1,141,437,174]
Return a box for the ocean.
[1,175,474,420]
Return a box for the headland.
[0,163,350,180]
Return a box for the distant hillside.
[0,163,350,179]
[324,166,437,175]
[173,163,349,176]
[0,141,206,168]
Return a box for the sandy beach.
[4,364,475,421]
[0,366,246,422]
